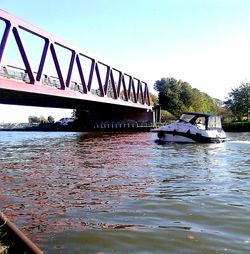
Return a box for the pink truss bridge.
[0,9,153,121]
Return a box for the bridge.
[0,9,153,123]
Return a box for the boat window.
[179,114,195,123]
[195,117,206,130]
[208,116,222,129]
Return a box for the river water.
[0,131,250,254]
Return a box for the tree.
[72,108,93,128]
[179,82,193,109]
[150,93,159,106]
[28,116,40,125]
[47,115,55,123]
[154,77,218,117]
[40,115,47,124]
[224,82,250,120]
[154,78,186,116]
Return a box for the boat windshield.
[207,116,222,129]
[179,114,195,123]
[178,113,206,130]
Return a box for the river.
[0,131,250,253]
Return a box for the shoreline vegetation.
[222,121,250,132]
[152,78,250,132]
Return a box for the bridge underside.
[0,78,153,122]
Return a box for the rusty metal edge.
[0,212,44,254]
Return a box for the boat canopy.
[178,112,222,130]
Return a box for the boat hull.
[156,130,226,143]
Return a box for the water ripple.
[0,131,250,253]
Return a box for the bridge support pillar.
[153,105,161,123]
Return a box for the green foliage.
[224,82,250,121]
[150,93,159,106]
[154,77,218,117]
[161,110,175,122]
[222,121,250,132]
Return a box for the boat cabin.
[178,112,222,130]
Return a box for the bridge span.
[0,9,153,123]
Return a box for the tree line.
[28,115,55,125]
[224,82,250,121]
[153,78,219,117]
[153,77,250,121]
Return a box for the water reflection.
[0,132,155,239]
[0,131,250,253]
[152,141,229,200]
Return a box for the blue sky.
[1,0,250,122]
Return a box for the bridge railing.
[0,64,145,104]
[0,65,29,82]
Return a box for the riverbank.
[3,121,249,133]
[222,121,250,132]
[0,123,79,132]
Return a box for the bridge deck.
[0,75,151,113]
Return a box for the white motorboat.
[153,112,227,143]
